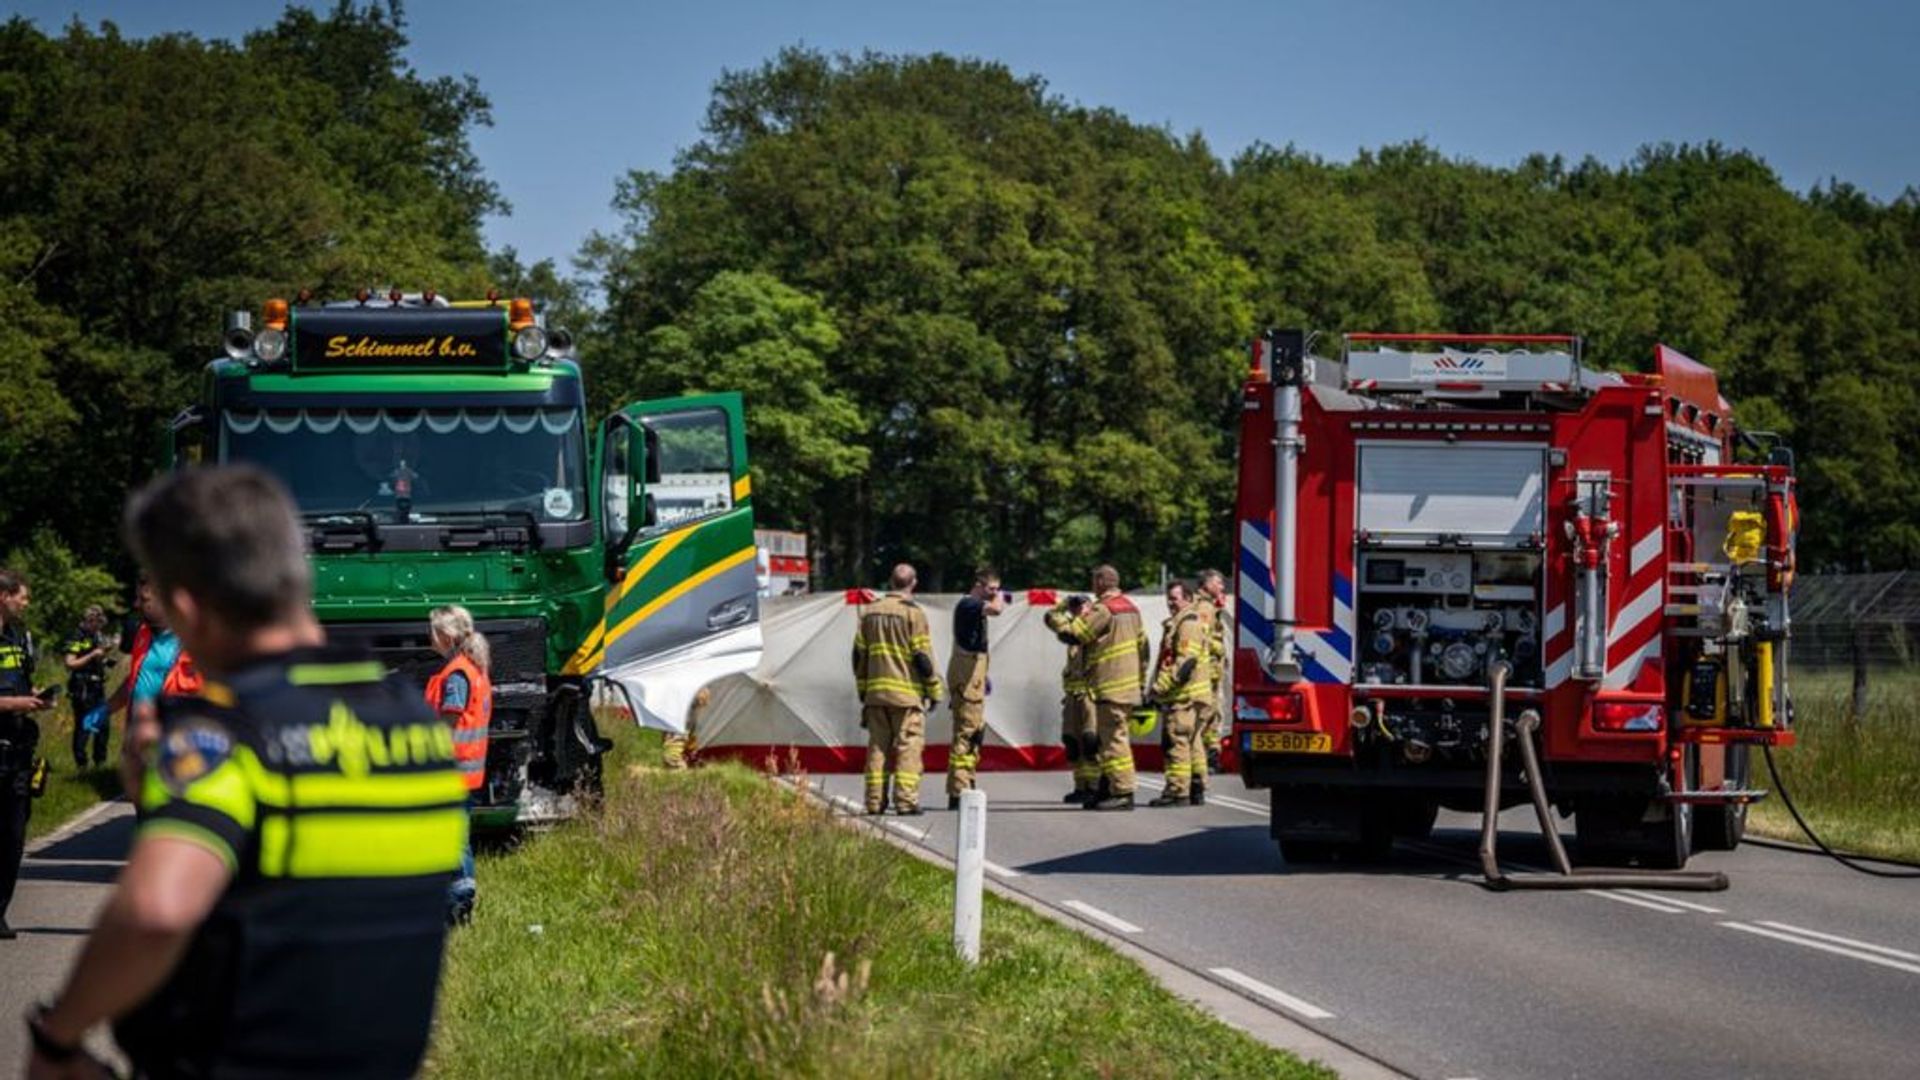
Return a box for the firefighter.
[1057,565,1149,811]
[1043,597,1099,804]
[28,466,462,1077]
[852,564,944,815]
[945,568,1005,808]
[1193,568,1230,775]
[1148,580,1210,807]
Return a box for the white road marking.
[1064,899,1143,934]
[1722,922,1920,977]
[1615,890,1724,914]
[1591,890,1689,914]
[1755,922,1920,964]
[884,819,930,842]
[983,859,1023,879]
[1208,966,1336,1020]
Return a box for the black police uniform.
[114,646,466,1077]
[64,625,112,767]
[0,619,38,929]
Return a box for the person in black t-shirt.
[945,568,1006,806]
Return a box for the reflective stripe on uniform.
[286,662,388,686]
[259,808,468,878]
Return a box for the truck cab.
[174,293,760,827]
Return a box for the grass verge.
[25,696,124,841]
[429,729,1332,1079]
[1746,669,1920,862]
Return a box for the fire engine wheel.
[1576,796,1692,870]
[1694,745,1750,852]
[1278,839,1340,865]
[1386,797,1440,840]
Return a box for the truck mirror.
[164,405,208,470]
[642,492,657,529]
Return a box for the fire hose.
[1477,660,1729,892]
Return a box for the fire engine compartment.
[1356,548,1544,691]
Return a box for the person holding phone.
[1,567,53,941]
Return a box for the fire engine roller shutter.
[1358,444,1545,545]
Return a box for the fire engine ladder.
[1342,333,1615,404]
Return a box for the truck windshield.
[221,406,587,524]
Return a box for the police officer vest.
[0,622,36,767]
[426,652,492,792]
[116,646,465,1078]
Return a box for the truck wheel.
[1641,799,1693,870]
[1387,797,1439,840]
[1694,745,1749,852]
[1278,838,1339,865]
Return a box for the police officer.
[1,569,54,942]
[26,466,465,1077]
[1043,596,1099,804]
[62,605,114,768]
[1193,569,1230,774]
[852,564,943,815]
[1148,580,1210,807]
[1057,565,1149,811]
[945,568,1005,808]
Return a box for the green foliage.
[0,4,499,572]
[592,56,1920,580]
[7,15,1920,584]
[590,50,1254,588]
[2,528,121,645]
[600,270,868,529]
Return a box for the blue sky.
[14,1,1919,272]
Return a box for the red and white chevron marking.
[1602,528,1666,690]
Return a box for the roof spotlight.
[513,324,550,361]
[253,326,288,363]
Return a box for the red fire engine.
[1231,331,1797,870]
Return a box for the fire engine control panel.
[1357,551,1543,687]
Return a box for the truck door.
[576,393,761,727]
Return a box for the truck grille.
[322,617,550,717]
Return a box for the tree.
[613,271,867,531]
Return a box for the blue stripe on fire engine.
[1237,601,1273,647]
[1332,571,1352,609]
[1296,646,1339,685]
[1238,545,1272,596]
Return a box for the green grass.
[428,728,1332,1079]
[25,687,125,841]
[1746,668,1920,862]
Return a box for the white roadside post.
[953,789,987,964]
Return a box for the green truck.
[171,293,762,827]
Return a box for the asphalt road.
[816,770,1920,1080]
[1,801,132,1072]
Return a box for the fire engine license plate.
[1248,732,1332,754]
